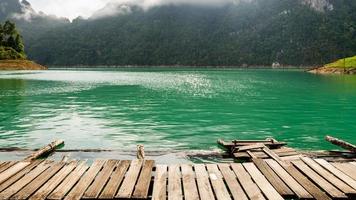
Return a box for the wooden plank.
[230,163,265,200]
[99,160,131,199]
[234,150,298,159]
[0,162,30,185]
[47,161,88,200]
[265,159,312,199]
[302,157,356,194]
[65,160,106,200]
[252,158,293,197]
[0,162,6,171]
[264,147,332,200]
[152,165,168,200]
[133,160,155,199]
[12,162,65,199]
[243,163,284,200]
[315,159,356,189]
[332,162,356,180]
[206,164,232,200]
[218,164,248,200]
[218,139,286,147]
[116,159,143,198]
[82,160,116,199]
[282,164,331,200]
[180,164,199,200]
[292,160,347,198]
[29,161,78,200]
[281,155,304,161]
[152,165,167,200]
[238,144,265,151]
[0,161,50,199]
[0,162,17,174]
[262,147,284,163]
[0,160,42,193]
[167,164,182,200]
[246,150,258,159]
[194,164,215,200]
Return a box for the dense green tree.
[0,20,26,59]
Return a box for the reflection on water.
[0,69,356,154]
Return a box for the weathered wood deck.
[1,158,356,199]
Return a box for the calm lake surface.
[1,68,356,155]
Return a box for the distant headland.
[309,56,356,75]
[0,59,47,70]
[0,20,46,70]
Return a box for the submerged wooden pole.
[24,139,64,161]
[325,135,356,153]
[137,144,145,160]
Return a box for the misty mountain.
[0,0,69,40]
[1,0,356,66]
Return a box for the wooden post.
[137,144,145,160]
[24,139,64,161]
[325,135,356,153]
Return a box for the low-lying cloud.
[28,0,244,20]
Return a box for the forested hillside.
[1,0,355,66]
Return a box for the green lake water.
[0,69,356,155]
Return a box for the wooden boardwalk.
[1,158,356,199]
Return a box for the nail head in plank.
[252,158,293,197]
[292,160,347,198]
[243,162,284,200]
[301,157,356,194]
[218,164,248,200]
[264,159,312,199]
[116,159,143,199]
[180,164,199,200]
[66,160,107,200]
[133,160,155,199]
[47,161,88,200]
[152,165,168,200]
[194,164,215,200]
[29,161,78,200]
[12,162,65,199]
[99,160,131,199]
[315,159,356,189]
[168,164,183,200]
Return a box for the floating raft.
[218,138,356,161]
[1,158,356,199]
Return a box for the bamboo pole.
[325,135,356,153]
[24,139,64,161]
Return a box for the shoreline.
[0,60,47,70]
[308,66,356,75]
[47,66,313,70]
